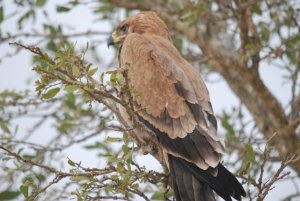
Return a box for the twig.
[0,145,117,199]
[127,187,151,201]
[30,174,64,201]
[257,153,299,201]
[9,42,45,58]
[0,145,57,173]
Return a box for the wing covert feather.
[120,33,225,169]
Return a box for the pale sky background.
[0,1,298,201]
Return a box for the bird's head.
[107,11,171,47]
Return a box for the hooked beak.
[107,31,125,48]
[107,36,114,48]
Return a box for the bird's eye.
[120,24,128,33]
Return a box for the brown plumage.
[108,11,246,201]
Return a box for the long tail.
[168,155,246,201]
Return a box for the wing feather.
[120,33,224,169]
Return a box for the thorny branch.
[257,152,300,201]
[9,41,167,170]
[0,143,163,200]
[0,145,115,177]
[3,42,168,200]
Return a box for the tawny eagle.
[108,11,245,201]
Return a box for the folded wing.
[120,33,225,170]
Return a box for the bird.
[107,11,246,201]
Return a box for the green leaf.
[0,6,4,24]
[123,131,128,143]
[2,157,12,161]
[151,192,165,200]
[56,6,70,12]
[125,151,132,164]
[287,35,300,48]
[22,176,34,185]
[241,161,251,175]
[106,136,122,142]
[111,174,119,181]
[122,145,130,155]
[0,121,10,133]
[71,65,81,77]
[259,23,270,43]
[108,154,120,163]
[33,55,48,67]
[197,2,205,13]
[173,36,183,50]
[68,159,75,166]
[109,71,117,83]
[22,154,34,160]
[46,40,57,52]
[84,142,107,150]
[109,71,125,88]
[70,176,88,182]
[131,183,139,190]
[180,11,198,25]
[116,162,125,173]
[18,9,35,29]
[19,185,28,198]
[65,92,76,110]
[36,0,47,7]
[171,0,183,12]
[251,4,262,15]
[87,67,98,77]
[244,144,256,163]
[0,190,20,200]
[64,85,79,92]
[220,112,237,143]
[180,11,192,21]
[36,174,46,182]
[76,194,83,201]
[41,87,60,99]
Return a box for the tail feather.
[169,155,216,201]
[168,154,245,201]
